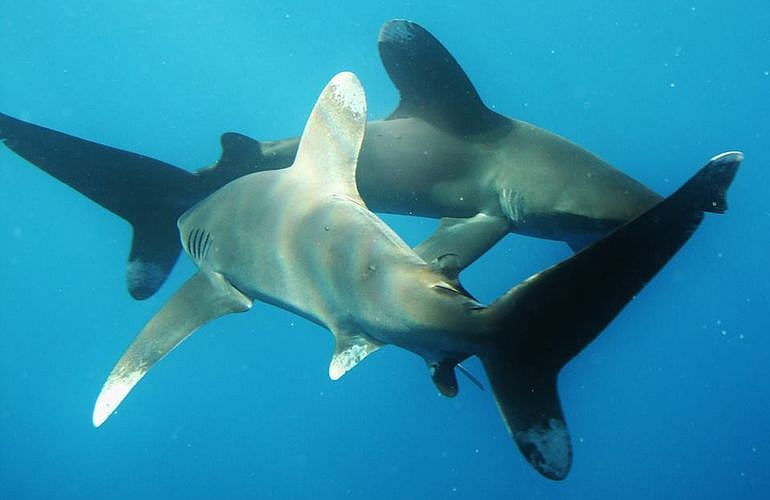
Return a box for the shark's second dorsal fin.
[378,20,511,136]
[292,72,367,203]
[194,132,266,186]
[329,331,381,380]
[214,132,263,178]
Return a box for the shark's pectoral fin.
[93,271,252,427]
[415,214,511,271]
[481,353,571,480]
[329,332,381,381]
[378,20,511,136]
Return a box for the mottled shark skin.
[92,72,740,480]
[0,20,660,300]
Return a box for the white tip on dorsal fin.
[328,331,381,380]
[292,71,367,203]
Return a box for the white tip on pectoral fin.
[328,332,381,381]
[92,271,252,427]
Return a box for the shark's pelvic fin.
[329,332,382,380]
[480,151,741,479]
[378,19,511,136]
[92,271,252,427]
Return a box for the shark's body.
[0,20,660,300]
[92,72,740,480]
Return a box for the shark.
[91,71,740,480]
[0,19,661,300]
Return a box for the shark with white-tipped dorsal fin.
[91,71,740,480]
[0,20,660,300]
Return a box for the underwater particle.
[669,82,676,88]
[720,329,727,336]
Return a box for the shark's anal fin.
[329,332,381,380]
[378,20,511,136]
[429,358,459,397]
[415,214,511,272]
[93,271,252,427]
[0,112,199,299]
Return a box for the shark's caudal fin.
[480,152,741,480]
[92,271,252,427]
[0,112,259,299]
[378,19,510,136]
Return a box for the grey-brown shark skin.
[258,19,663,261]
[0,111,259,299]
[0,19,661,300]
[92,71,740,480]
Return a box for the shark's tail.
[0,112,264,299]
[479,152,741,480]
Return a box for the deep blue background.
[1,2,768,498]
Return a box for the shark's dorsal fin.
[214,132,263,177]
[329,332,381,380]
[378,20,511,136]
[194,132,266,186]
[292,72,367,203]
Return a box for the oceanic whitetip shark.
[0,19,661,300]
[91,72,740,480]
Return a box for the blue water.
[1,2,768,498]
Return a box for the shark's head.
[496,121,663,248]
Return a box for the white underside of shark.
[91,71,740,480]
